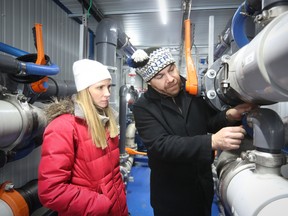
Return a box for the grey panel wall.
[0,0,82,188]
[0,0,81,81]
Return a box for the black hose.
[0,54,20,74]
[16,179,42,214]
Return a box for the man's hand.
[211,126,246,150]
[226,103,257,122]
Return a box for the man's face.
[149,63,181,97]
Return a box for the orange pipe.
[184,19,198,95]
[125,147,147,156]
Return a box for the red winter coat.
[38,111,128,216]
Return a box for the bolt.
[4,183,14,191]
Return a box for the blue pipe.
[231,2,250,48]
[26,63,60,76]
[0,42,59,76]
[0,42,29,57]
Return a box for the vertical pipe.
[119,85,128,155]
[208,16,215,68]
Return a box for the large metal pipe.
[0,94,47,166]
[217,156,288,216]
[216,108,287,215]
[204,10,288,111]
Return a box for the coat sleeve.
[38,115,112,215]
[133,98,213,163]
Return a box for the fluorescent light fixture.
[158,0,167,25]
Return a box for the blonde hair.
[75,89,119,149]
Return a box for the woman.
[38,59,128,216]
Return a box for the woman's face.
[88,79,111,108]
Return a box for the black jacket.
[132,77,229,216]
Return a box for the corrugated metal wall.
[0,0,81,81]
[0,0,84,187]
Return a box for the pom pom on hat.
[127,49,149,68]
[73,59,111,92]
[127,47,175,82]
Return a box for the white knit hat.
[73,59,111,92]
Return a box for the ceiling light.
[158,0,167,25]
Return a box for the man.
[128,47,254,216]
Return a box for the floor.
[126,157,153,216]
[126,156,220,216]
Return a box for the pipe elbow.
[95,18,118,46]
[231,2,250,48]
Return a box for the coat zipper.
[172,97,182,114]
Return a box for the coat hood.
[44,96,119,126]
[44,98,75,123]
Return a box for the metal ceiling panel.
[56,0,244,57]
